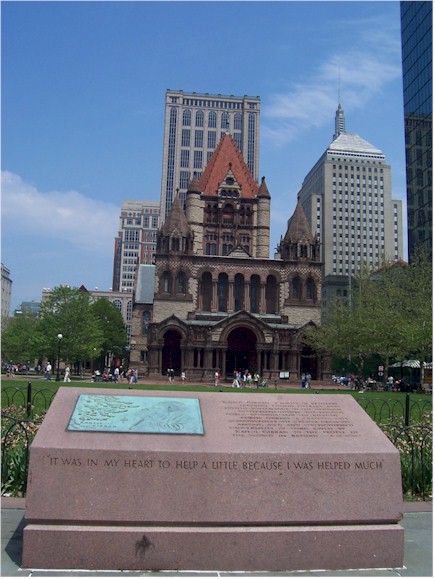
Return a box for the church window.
[306,278,315,300]
[142,311,151,334]
[200,272,212,311]
[162,271,172,293]
[234,273,244,311]
[250,275,260,313]
[292,277,301,300]
[177,271,187,294]
[222,203,234,225]
[217,273,229,312]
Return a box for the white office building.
[297,104,403,306]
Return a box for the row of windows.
[182,110,245,129]
[332,165,384,172]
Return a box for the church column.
[211,279,218,312]
[228,281,234,313]
[244,282,250,312]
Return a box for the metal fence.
[1,385,433,499]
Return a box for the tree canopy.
[2,286,129,369]
[304,253,432,381]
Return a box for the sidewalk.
[2,498,432,577]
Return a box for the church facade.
[129,134,330,383]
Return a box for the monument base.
[23,523,404,572]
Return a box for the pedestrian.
[113,367,120,383]
[300,373,306,389]
[214,370,220,387]
[306,373,311,389]
[387,375,394,392]
[181,370,186,383]
[167,368,172,383]
[45,362,52,381]
[253,372,260,388]
[64,365,71,383]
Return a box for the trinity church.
[129,133,330,383]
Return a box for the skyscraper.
[298,105,403,307]
[160,90,260,221]
[112,200,160,292]
[400,1,432,259]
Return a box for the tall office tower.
[298,104,403,307]
[401,1,432,259]
[160,89,261,221]
[112,200,160,292]
[1,263,12,318]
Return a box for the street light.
[56,333,63,381]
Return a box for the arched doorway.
[226,327,257,376]
[300,345,318,380]
[161,330,182,375]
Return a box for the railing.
[358,396,432,426]
[381,424,432,501]
[1,387,432,499]
[1,414,42,496]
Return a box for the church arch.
[161,329,182,375]
[225,326,258,376]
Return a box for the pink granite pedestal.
[23,388,404,572]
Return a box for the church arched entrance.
[226,327,258,376]
[300,345,318,380]
[161,330,182,375]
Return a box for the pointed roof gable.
[284,198,315,242]
[161,196,191,237]
[197,133,259,198]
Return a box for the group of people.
[300,373,312,389]
[231,370,261,388]
[167,369,187,383]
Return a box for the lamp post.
[56,333,63,381]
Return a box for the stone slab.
[22,523,404,572]
[25,388,403,526]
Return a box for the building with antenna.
[160,90,261,222]
[297,104,403,307]
[130,133,329,382]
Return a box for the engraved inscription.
[222,399,361,439]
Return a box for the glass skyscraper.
[401,1,432,259]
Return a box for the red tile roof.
[198,133,259,198]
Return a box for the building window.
[234,113,242,130]
[181,129,190,147]
[195,110,204,127]
[207,131,216,149]
[194,130,203,148]
[182,109,191,126]
[193,150,203,169]
[208,111,217,128]
[221,111,229,130]
[180,149,189,168]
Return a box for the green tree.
[304,256,432,381]
[37,286,104,369]
[1,311,43,363]
[91,298,128,368]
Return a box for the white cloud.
[263,19,402,146]
[1,171,119,254]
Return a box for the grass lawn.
[1,376,431,424]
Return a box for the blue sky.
[2,0,406,312]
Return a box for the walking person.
[63,365,71,382]
[45,362,52,381]
[300,373,306,389]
